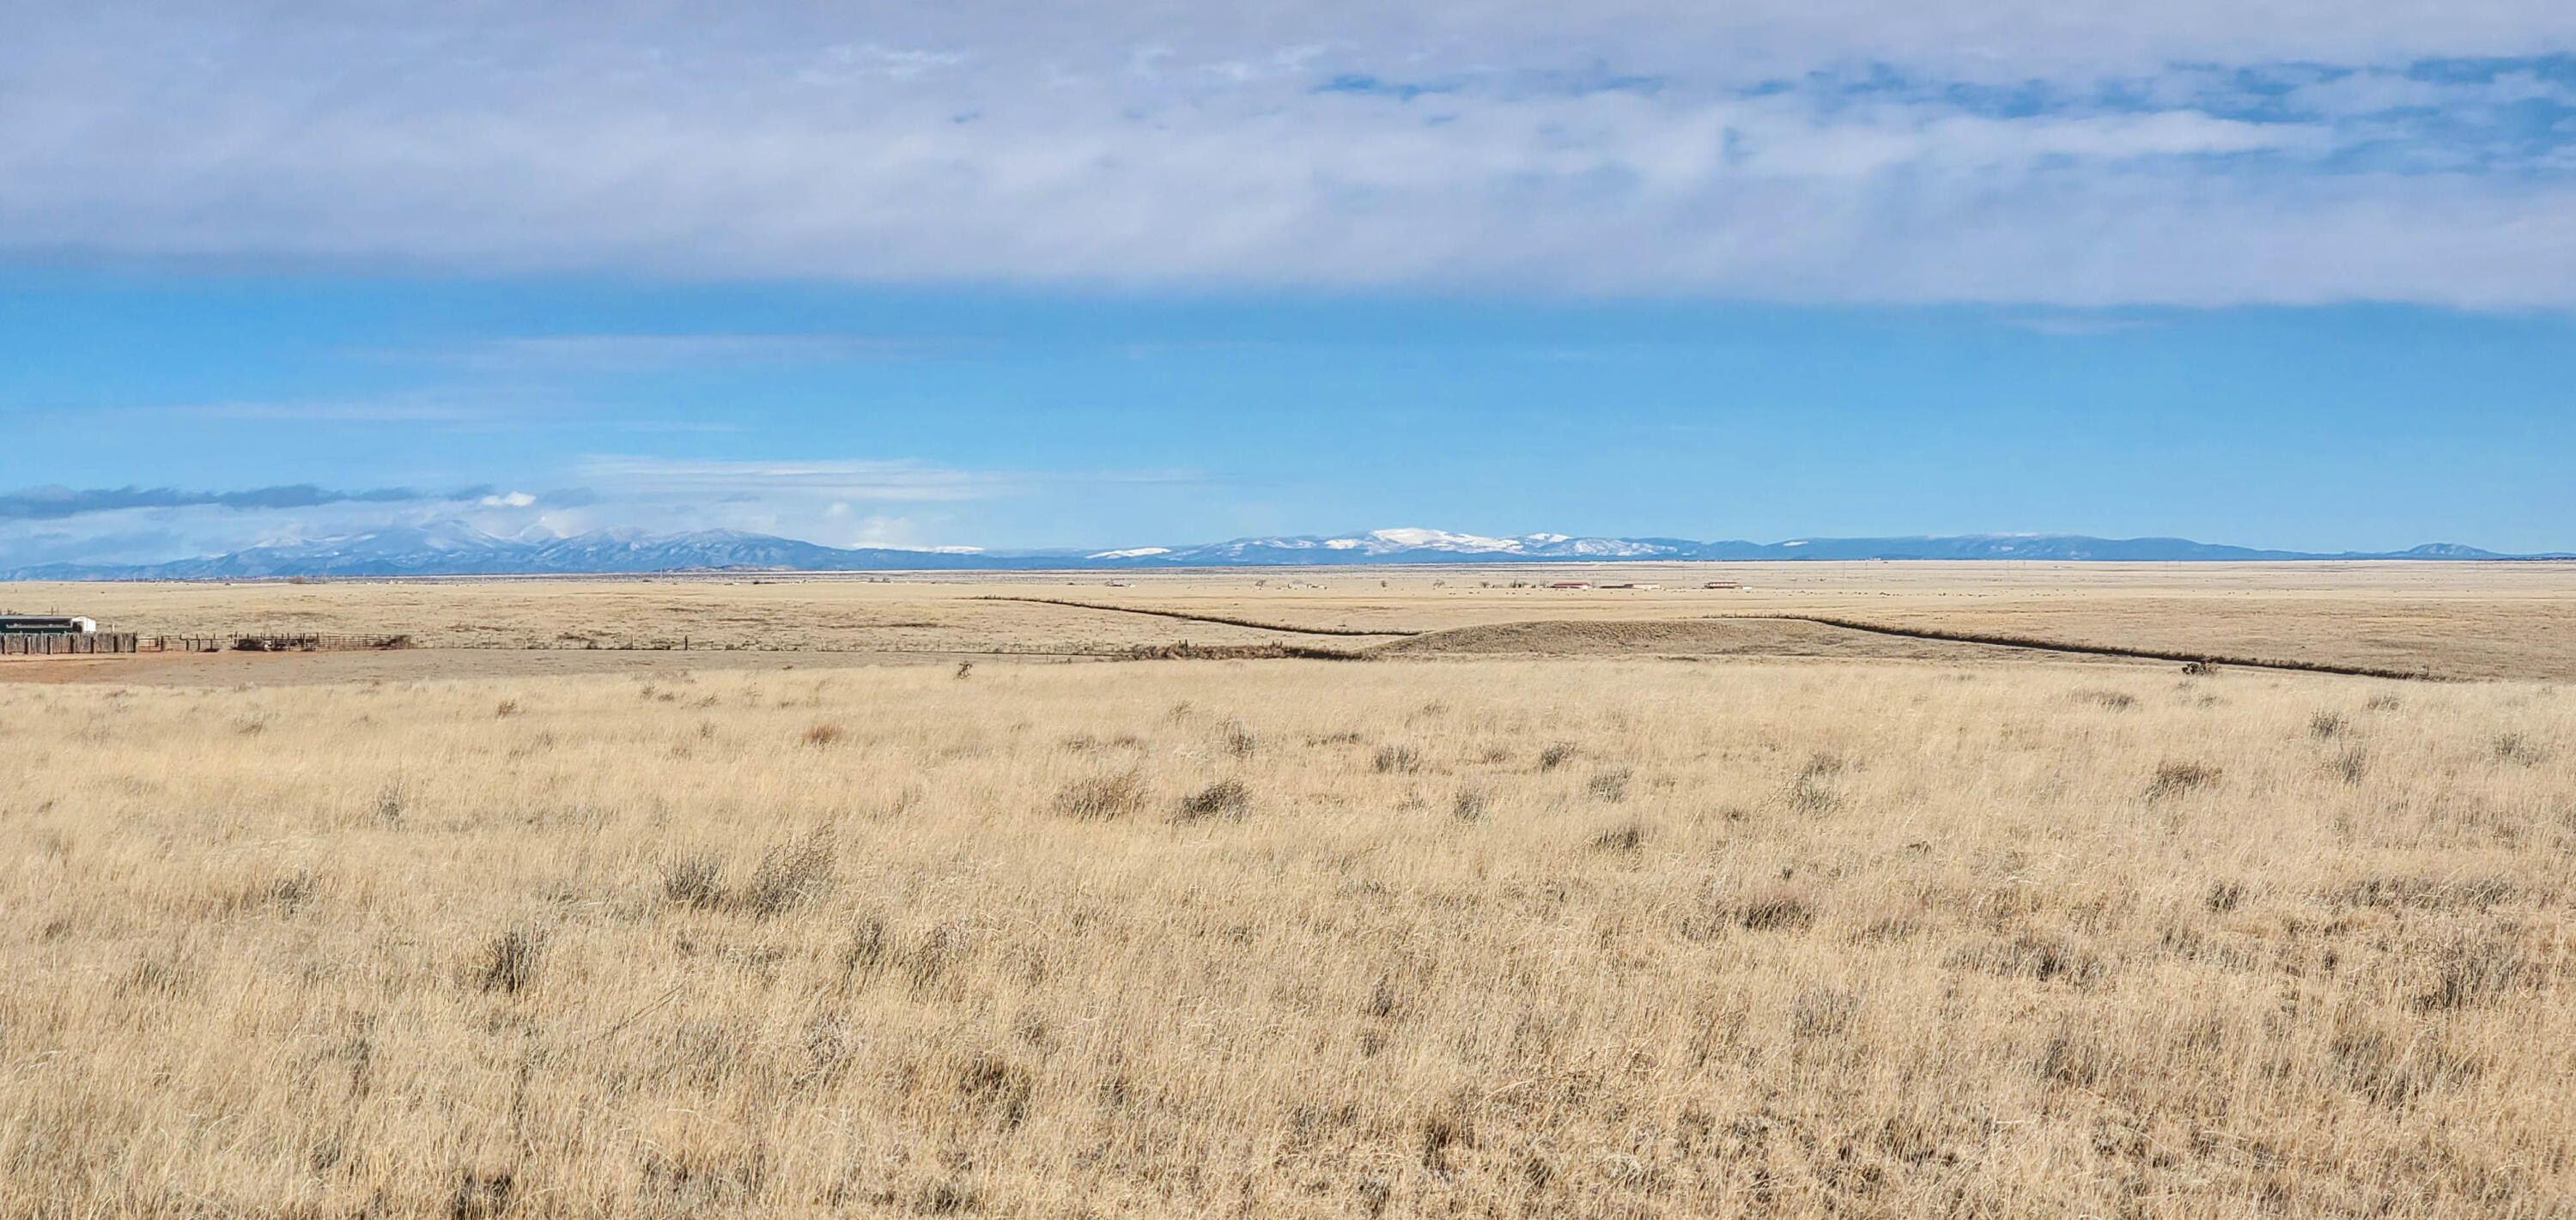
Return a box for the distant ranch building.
[1,614,99,634]
[1,613,137,655]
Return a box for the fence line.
[0,633,139,655]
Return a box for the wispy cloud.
[0,483,489,521]
[420,333,963,372]
[575,457,1027,503]
[4,6,2575,303]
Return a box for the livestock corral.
[3,562,2573,1217]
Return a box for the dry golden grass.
[11,557,2576,677]
[5,655,2573,1217]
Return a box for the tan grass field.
[3,568,2574,1217]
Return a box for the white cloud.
[576,457,1024,503]
[3,3,2574,302]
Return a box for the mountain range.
[2,525,2555,580]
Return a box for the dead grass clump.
[2332,746,2368,785]
[803,723,847,747]
[640,1150,767,1211]
[662,853,726,907]
[450,1170,516,1220]
[1372,744,1422,774]
[1949,934,2105,986]
[1451,788,1489,822]
[1590,821,1648,853]
[2493,733,2547,766]
[2203,880,2248,912]
[1221,721,1258,756]
[1418,1102,1477,1171]
[1586,767,1633,803]
[2076,689,2137,710]
[1738,886,1819,932]
[733,835,835,919]
[477,929,542,995]
[1055,772,1148,820]
[2308,710,2348,738]
[2330,875,2514,911]
[1789,753,1844,814]
[1538,742,1577,771]
[120,957,192,998]
[2330,1014,2482,1108]
[495,700,520,718]
[1791,986,1859,1038]
[956,1053,1036,1130]
[2420,935,2527,1011]
[837,915,890,981]
[1175,779,1251,822]
[2143,762,2221,802]
[2032,1025,2117,1089]
[905,924,974,993]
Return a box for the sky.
[3,1,2574,563]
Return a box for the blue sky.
[3,3,2574,561]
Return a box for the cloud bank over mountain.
[6,3,2576,303]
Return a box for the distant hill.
[4,525,2555,580]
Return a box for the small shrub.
[1538,743,1577,772]
[954,660,974,680]
[1056,772,1147,820]
[734,835,835,918]
[477,929,541,995]
[264,869,318,914]
[662,854,726,907]
[1586,767,1633,803]
[1372,744,1422,774]
[2144,762,2221,802]
[803,723,846,747]
[1175,779,1251,822]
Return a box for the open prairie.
[3,565,2574,1217]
